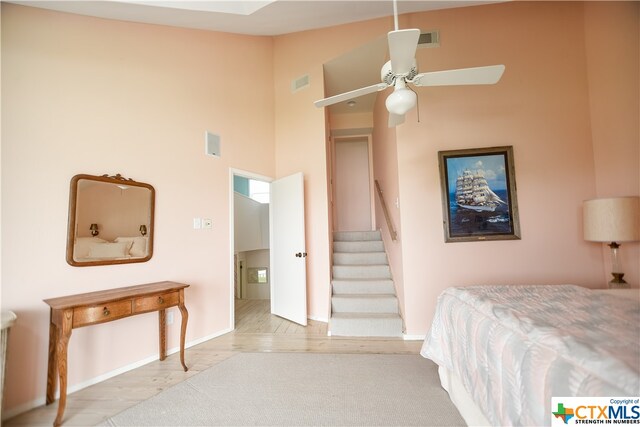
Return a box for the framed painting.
[438,146,521,243]
[247,267,269,284]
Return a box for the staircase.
[330,230,403,337]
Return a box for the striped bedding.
[420,285,640,426]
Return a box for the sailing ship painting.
[438,147,521,242]
[455,169,506,212]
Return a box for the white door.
[269,172,307,326]
[334,138,372,231]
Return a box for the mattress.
[421,285,640,426]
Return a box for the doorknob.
[295,252,308,258]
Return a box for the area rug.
[102,352,465,426]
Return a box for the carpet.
[102,353,466,426]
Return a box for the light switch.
[193,218,202,229]
[203,219,212,229]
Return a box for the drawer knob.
[103,307,110,316]
[158,296,164,304]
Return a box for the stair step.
[332,264,391,280]
[330,229,400,337]
[331,294,398,313]
[333,230,381,242]
[333,251,387,266]
[332,279,396,295]
[333,241,384,253]
[330,313,403,337]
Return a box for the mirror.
[66,173,155,267]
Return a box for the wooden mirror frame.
[66,173,155,267]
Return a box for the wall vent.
[291,74,310,93]
[418,30,440,48]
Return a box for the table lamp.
[583,196,639,288]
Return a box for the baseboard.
[402,334,426,341]
[1,397,47,422]
[2,327,233,421]
[308,315,328,323]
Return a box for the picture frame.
[247,267,269,284]
[438,146,521,243]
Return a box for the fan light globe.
[385,87,416,116]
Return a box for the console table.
[44,281,189,426]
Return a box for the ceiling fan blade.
[388,29,420,75]
[411,65,505,87]
[388,112,405,127]
[314,83,388,108]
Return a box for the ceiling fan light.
[385,87,416,116]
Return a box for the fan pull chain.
[408,84,420,123]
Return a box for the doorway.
[229,169,309,330]
[332,136,375,232]
[230,170,272,328]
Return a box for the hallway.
[234,299,327,335]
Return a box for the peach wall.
[2,0,637,418]
[583,2,640,286]
[272,17,394,321]
[330,112,374,130]
[333,138,372,231]
[268,1,637,335]
[371,91,406,323]
[393,2,637,335]
[1,4,274,414]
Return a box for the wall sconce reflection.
[139,225,147,236]
[90,223,99,237]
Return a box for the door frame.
[331,133,376,232]
[228,168,273,330]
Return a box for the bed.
[73,236,149,260]
[420,285,640,426]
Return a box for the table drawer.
[133,291,179,313]
[73,300,132,328]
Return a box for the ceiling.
[9,1,496,36]
[323,35,389,114]
[9,0,501,114]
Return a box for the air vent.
[418,30,440,48]
[291,74,310,93]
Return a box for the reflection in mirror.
[66,174,155,267]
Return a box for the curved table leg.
[53,311,73,427]
[46,317,58,405]
[178,298,189,372]
[158,309,166,361]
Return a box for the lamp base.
[609,273,630,289]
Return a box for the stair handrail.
[374,180,398,241]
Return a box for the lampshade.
[385,78,416,116]
[583,196,640,242]
[89,223,98,231]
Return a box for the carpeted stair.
[330,230,403,337]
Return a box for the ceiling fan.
[314,1,505,127]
